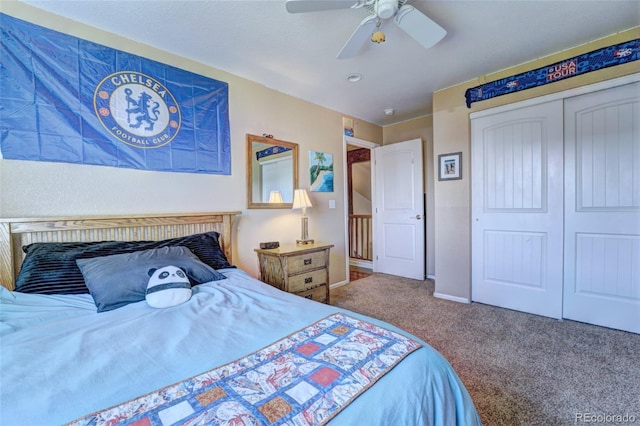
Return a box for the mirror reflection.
[246,134,298,209]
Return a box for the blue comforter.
[0,269,481,425]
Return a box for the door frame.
[343,135,379,282]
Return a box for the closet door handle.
[411,214,422,220]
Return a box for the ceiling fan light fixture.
[376,0,397,19]
[346,73,362,82]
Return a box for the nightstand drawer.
[255,243,333,305]
[297,284,327,303]
[289,269,327,293]
[287,251,327,274]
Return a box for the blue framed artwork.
[310,151,333,192]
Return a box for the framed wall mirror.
[247,134,298,209]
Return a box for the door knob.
[411,214,422,220]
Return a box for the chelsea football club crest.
[94,71,181,148]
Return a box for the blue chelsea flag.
[0,13,231,174]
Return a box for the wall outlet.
[329,199,336,209]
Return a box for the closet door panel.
[564,81,640,334]
[471,100,564,319]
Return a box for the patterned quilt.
[67,313,421,426]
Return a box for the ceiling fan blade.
[394,5,446,49]
[336,14,378,59]
[285,0,365,14]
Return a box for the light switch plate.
[329,199,336,209]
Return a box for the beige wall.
[432,28,640,301]
[0,1,382,284]
[2,2,636,296]
[382,116,435,278]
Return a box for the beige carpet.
[330,274,640,426]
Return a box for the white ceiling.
[18,0,640,126]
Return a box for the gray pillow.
[76,246,225,312]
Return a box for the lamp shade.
[292,189,312,210]
[268,190,284,203]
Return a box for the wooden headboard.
[0,211,241,291]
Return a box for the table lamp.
[292,188,313,245]
[268,190,284,203]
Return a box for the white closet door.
[471,100,564,318]
[563,82,640,334]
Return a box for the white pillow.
[146,265,192,308]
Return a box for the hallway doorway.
[344,136,376,282]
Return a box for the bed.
[0,212,481,426]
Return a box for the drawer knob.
[303,258,312,265]
[304,276,313,284]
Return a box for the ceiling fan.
[285,0,446,59]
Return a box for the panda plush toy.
[146,265,192,308]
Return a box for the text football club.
[94,71,181,148]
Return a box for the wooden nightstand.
[254,243,334,304]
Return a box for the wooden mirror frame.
[246,134,299,209]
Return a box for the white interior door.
[373,139,424,280]
[563,82,640,333]
[471,100,564,319]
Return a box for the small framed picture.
[438,152,462,181]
